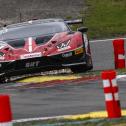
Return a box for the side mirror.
[77,27,88,33]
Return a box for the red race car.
[0,19,93,82]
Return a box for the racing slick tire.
[70,54,93,73]
[0,75,9,83]
[0,77,6,83]
[70,64,93,73]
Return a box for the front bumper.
[0,48,87,76]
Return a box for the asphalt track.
[1,38,126,120]
[1,77,126,120]
[91,39,114,70]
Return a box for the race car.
[0,18,93,82]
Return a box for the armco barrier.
[0,95,13,126]
[101,70,121,118]
[113,39,125,69]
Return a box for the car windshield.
[0,22,69,40]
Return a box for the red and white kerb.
[0,95,13,126]
[101,70,121,118]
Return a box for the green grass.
[84,0,126,39]
[14,117,126,126]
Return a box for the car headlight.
[57,40,70,50]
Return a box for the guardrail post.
[101,70,121,118]
[113,39,125,69]
[0,95,13,126]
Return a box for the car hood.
[2,32,73,48]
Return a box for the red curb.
[10,75,100,90]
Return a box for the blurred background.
[0,0,86,26]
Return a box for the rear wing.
[64,19,83,25]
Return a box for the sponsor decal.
[62,52,72,58]
[28,37,33,52]
[20,52,42,59]
[25,61,40,68]
[75,48,84,55]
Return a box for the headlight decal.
[57,40,71,51]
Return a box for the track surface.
[0,78,126,119]
[1,39,126,120]
[90,39,114,70]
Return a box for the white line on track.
[90,37,126,43]
[13,115,71,123]
[117,75,126,79]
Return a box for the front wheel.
[0,75,9,83]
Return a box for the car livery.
[0,18,93,82]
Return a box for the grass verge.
[14,117,126,126]
[84,0,126,39]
